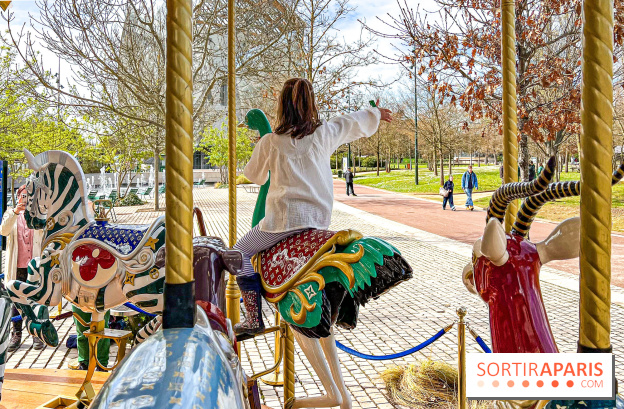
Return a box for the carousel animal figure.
[241,109,413,409]
[4,149,243,348]
[462,157,624,409]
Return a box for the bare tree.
[3,0,303,208]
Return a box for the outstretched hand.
[378,107,393,123]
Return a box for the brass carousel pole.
[225,0,241,327]
[578,0,613,354]
[162,0,195,329]
[501,0,519,232]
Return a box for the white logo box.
[466,353,615,400]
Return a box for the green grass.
[353,165,502,194]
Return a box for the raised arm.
[323,108,387,153]
[244,136,271,185]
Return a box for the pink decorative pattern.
[260,229,336,301]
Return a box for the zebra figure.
[4,150,168,355]
[0,149,243,401]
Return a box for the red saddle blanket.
[259,229,336,301]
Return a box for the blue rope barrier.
[475,336,492,353]
[335,326,451,361]
[123,303,157,317]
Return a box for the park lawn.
[353,165,502,194]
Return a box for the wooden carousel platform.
[0,369,109,409]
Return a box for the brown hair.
[274,78,321,139]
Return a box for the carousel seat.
[255,229,363,302]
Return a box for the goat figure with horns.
[463,157,624,409]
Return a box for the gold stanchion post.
[457,307,467,409]
[501,0,519,232]
[579,0,614,352]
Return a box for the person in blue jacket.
[442,176,456,211]
[461,165,478,211]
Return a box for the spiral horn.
[512,162,624,237]
[486,157,556,224]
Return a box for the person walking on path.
[0,185,45,351]
[461,165,478,211]
[442,176,456,211]
[537,162,544,176]
[234,78,392,337]
[345,167,357,196]
[529,161,536,180]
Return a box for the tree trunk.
[519,133,529,181]
[565,149,569,173]
[440,150,445,186]
[433,148,438,176]
[154,152,160,210]
[448,153,452,175]
[478,152,481,167]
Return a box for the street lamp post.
[413,52,419,185]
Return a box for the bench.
[242,184,260,193]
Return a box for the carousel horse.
[3,149,243,344]
[243,109,413,409]
[462,157,624,409]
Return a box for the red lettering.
[502,363,511,377]
[488,363,499,376]
[554,363,563,376]
[529,363,538,376]
[478,363,485,376]
[577,363,587,377]
[541,363,552,376]
[595,362,603,377]
[512,363,521,376]
[564,363,575,376]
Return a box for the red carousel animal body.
[463,157,624,354]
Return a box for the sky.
[3,0,438,97]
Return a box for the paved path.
[335,180,624,288]
[5,186,624,409]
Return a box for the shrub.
[117,192,146,207]
[236,175,252,185]
[214,182,229,189]
[361,156,378,168]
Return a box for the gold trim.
[43,232,75,251]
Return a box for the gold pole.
[283,324,296,405]
[579,0,613,351]
[164,0,194,285]
[225,0,241,325]
[456,307,467,409]
[501,0,519,232]
[262,312,284,386]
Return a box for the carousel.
[0,0,621,407]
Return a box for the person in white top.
[0,185,45,351]
[233,78,392,336]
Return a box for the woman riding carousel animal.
[233,78,394,337]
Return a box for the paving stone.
[4,186,623,408]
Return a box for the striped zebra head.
[23,149,90,232]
